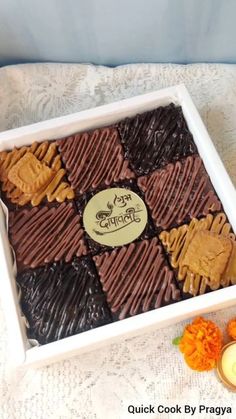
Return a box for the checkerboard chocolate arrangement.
[1,103,235,345]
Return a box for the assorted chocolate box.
[1,98,235,349]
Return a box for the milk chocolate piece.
[17,258,113,344]
[0,141,74,207]
[117,103,197,176]
[138,155,221,230]
[57,127,134,194]
[159,213,235,296]
[9,202,87,269]
[93,237,181,320]
[182,231,232,283]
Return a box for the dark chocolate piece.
[138,155,221,230]
[9,202,87,269]
[57,127,134,194]
[93,237,181,320]
[17,258,113,344]
[117,103,197,176]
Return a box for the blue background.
[0,0,235,66]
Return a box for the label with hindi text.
[83,188,148,246]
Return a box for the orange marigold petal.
[227,318,236,340]
[179,316,222,372]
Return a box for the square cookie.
[182,230,233,283]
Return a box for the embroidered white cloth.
[0,63,236,419]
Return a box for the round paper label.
[83,188,148,247]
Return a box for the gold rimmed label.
[83,188,148,246]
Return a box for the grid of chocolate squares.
[0,103,235,345]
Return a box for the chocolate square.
[117,103,197,176]
[57,127,134,195]
[93,237,181,320]
[17,257,113,344]
[9,202,87,270]
[137,155,221,230]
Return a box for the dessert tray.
[0,84,235,368]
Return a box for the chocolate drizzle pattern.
[0,141,74,206]
[159,213,235,296]
[93,237,181,320]
[57,127,134,194]
[117,103,197,175]
[17,258,113,344]
[9,202,87,269]
[138,155,221,229]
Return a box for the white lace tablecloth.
[0,63,236,419]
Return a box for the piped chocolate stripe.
[17,258,113,344]
[93,237,180,320]
[117,103,197,175]
[57,127,134,194]
[138,155,221,229]
[9,202,87,268]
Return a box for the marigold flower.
[227,318,236,340]
[179,317,222,371]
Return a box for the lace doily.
[0,63,236,419]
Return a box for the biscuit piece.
[221,242,236,286]
[8,153,53,193]
[182,230,232,283]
